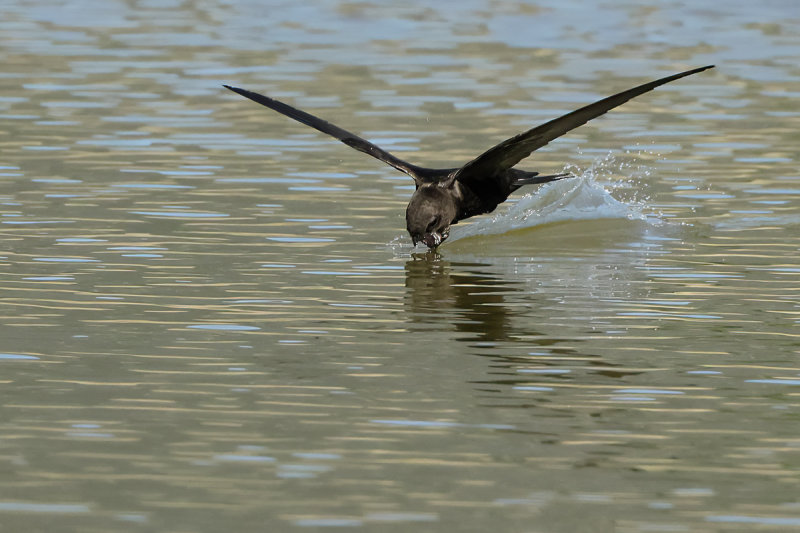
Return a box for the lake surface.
[1,1,799,531]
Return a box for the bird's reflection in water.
[403,252,643,387]
[404,251,517,343]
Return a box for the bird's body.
[224,65,714,248]
[404,168,566,247]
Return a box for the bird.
[224,65,714,249]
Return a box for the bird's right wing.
[454,65,714,185]
[224,85,427,184]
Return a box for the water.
[1,0,799,531]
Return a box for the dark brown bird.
[224,65,714,248]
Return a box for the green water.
[1,1,799,531]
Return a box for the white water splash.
[448,156,658,243]
[389,154,661,251]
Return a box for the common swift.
[224,65,713,248]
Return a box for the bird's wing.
[454,65,714,185]
[224,85,427,184]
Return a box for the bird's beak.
[422,231,444,249]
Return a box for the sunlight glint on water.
[0,1,799,531]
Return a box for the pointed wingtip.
[223,84,243,94]
[678,65,715,78]
[679,65,715,77]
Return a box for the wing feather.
[455,65,714,184]
[224,85,427,183]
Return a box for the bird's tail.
[512,172,572,187]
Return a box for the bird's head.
[406,183,457,249]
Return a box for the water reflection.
[3,0,800,530]
[404,253,521,342]
[404,251,649,393]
